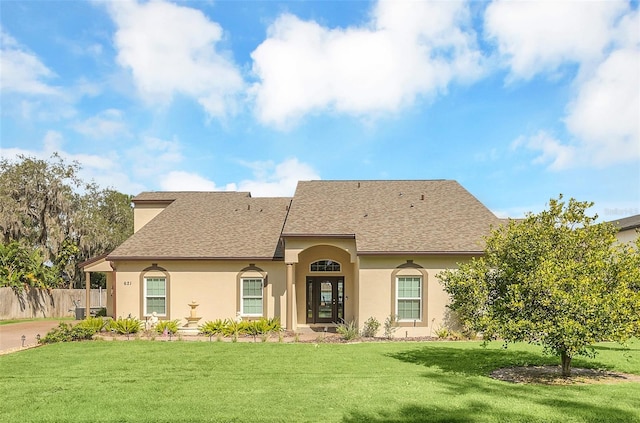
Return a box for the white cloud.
[0,131,145,194]
[236,158,320,196]
[0,31,59,96]
[565,48,640,166]
[73,109,129,139]
[106,0,244,119]
[484,0,629,80]
[512,131,576,171]
[160,171,220,191]
[250,0,483,128]
[493,2,639,169]
[158,158,319,196]
[125,135,184,179]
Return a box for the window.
[396,276,421,321]
[310,260,341,272]
[145,277,166,316]
[241,278,263,316]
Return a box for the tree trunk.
[561,351,572,377]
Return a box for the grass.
[0,339,639,422]
[0,317,74,326]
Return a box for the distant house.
[82,180,501,335]
[610,214,640,244]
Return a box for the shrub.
[383,315,399,339]
[224,319,247,341]
[76,317,108,333]
[94,308,107,317]
[361,317,381,337]
[40,322,95,344]
[155,319,180,335]
[199,319,226,339]
[337,320,360,341]
[435,327,450,339]
[108,317,142,336]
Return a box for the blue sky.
[1,0,638,219]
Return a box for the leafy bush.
[361,317,380,337]
[108,317,142,335]
[155,319,180,335]
[40,322,96,344]
[337,320,360,341]
[94,308,107,317]
[383,315,399,339]
[76,317,108,333]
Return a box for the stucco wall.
[112,260,287,325]
[133,203,169,232]
[617,228,639,244]
[357,255,464,337]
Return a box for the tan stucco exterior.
[133,202,170,232]
[617,228,639,244]
[110,260,288,324]
[86,181,502,335]
[97,246,473,337]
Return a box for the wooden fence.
[0,287,107,320]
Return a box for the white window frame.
[144,277,167,317]
[241,278,264,317]
[309,259,341,272]
[396,276,422,322]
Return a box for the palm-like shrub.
[107,317,142,336]
[199,319,226,339]
[76,317,108,333]
[337,320,360,341]
[155,319,180,335]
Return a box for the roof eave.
[281,233,356,239]
[357,250,484,256]
[106,255,284,262]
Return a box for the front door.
[306,277,344,324]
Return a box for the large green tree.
[439,196,640,376]
[0,154,133,288]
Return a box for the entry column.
[286,263,294,330]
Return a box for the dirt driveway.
[0,320,76,354]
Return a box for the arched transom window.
[310,259,341,272]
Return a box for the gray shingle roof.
[282,180,500,253]
[108,192,291,260]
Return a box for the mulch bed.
[490,365,640,385]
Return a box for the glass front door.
[306,277,344,324]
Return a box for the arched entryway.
[294,244,354,326]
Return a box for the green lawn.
[1,339,639,422]
[0,317,74,326]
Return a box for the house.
[610,214,640,244]
[82,180,501,335]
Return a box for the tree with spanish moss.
[0,154,133,288]
[439,195,640,376]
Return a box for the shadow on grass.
[592,344,637,352]
[344,345,637,422]
[342,397,639,423]
[387,344,612,377]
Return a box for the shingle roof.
[108,192,291,260]
[282,180,501,253]
[609,214,640,231]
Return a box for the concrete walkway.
[0,320,74,354]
